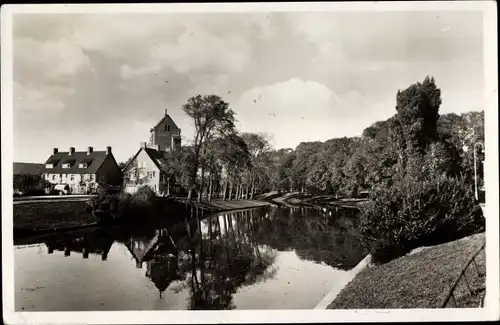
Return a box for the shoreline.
[14,198,271,239]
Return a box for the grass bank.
[328,232,486,309]
[13,200,98,237]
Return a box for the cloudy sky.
[12,10,483,163]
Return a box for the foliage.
[359,173,484,264]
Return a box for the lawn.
[329,232,486,309]
[14,200,98,233]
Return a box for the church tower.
[148,109,182,152]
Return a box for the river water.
[15,205,366,311]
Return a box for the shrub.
[359,174,484,264]
[131,185,157,207]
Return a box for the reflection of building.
[122,109,182,195]
[123,229,182,297]
[41,146,122,194]
[45,232,115,261]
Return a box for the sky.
[12,10,484,163]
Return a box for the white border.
[1,2,498,324]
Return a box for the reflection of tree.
[178,211,277,310]
[246,206,366,270]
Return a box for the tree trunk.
[208,176,213,201]
[223,180,228,201]
[228,182,233,200]
[167,177,171,196]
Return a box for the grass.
[14,200,98,232]
[329,232,486,309]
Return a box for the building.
[148,109,182,152]
[41,146,122,194]
[13,162,44,194]
[122,109,182,195]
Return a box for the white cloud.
[14,82,69,112]
[14,37,91,82]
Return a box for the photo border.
[2,2,498,323]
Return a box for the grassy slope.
[329,232,486,309]
[14,201,98,231]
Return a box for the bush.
[359,174,484,264]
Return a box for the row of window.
[47,174,95,181]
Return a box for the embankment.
[175,198,271,213]
[328,232,486,309]
[14,200,98,237]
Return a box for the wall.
[44,173,97,194]
[96,153,123,186]
[122,149,161,194]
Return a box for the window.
[165,124,171,131]
[62,163,71,168]
[79,163,88,168]
[90,174,95,181]
[70,175,75,181]
[46,164,54,168]
[152,171,155,177]
[52,175,56,181]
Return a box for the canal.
[15,205,366,311]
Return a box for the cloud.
[14,82,70,112]
[234,78,341,148]
[14,37,91,83]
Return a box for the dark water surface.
[15,205,365,311]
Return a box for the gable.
[153,115,180,132]
[123,148,162,172]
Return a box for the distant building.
[13,162,44,194]
[122,109,182,195]
[41,146,122,194]
[148,109,182,152]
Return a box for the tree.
[392,76,442,170]
[241,133,273,198]
[182,95,237,201]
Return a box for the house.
[13,162,44,194]
[41,146,122,194]
[122,109,182,195]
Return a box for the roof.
[123,147,176,172]
[42,150,110,174]
[13,162,44,176]
[151,114,180,131]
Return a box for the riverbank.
[328,232,486,309]
[261,191,369,209]
[175,198,271,212]
[14,200,99,237]
[14,196,271,238]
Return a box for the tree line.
[157,77,483,203]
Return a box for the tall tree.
[182,95,236,201]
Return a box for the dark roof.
[13,163,44,176]
[42,150,110,174]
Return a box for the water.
[15,205,366,311]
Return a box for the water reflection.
[15,206,365,310]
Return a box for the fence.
[441,243,486,308]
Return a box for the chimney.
[69,147,75,155]
[106,146,111,155]
[87,146,93,155]
[53,148,58,155]
[141,142,147,149]
[164,108,168,116]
